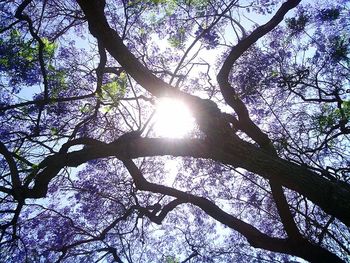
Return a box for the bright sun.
[153,98,195,138]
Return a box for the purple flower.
[195,26,220,49]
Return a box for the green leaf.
[341,100,350,121]
[313,103,349,132]
[270,70,279,77]
[10,29,21,38]
[165,256,179,263]
[0,58,9,67]
[101,73,127,102]
[168,36,182,48]
[47,67,68,95]
[41,38,57,59]
[50,127,58,135]
[100,105,114,114]
[80,104,93,114]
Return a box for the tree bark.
[25,137,350,227]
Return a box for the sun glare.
[153,98,195,138]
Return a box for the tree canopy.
[1,0,350,262]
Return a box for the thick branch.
[269,182,302,241]
[76,0,174,98]
[15,0,49,100]
[218,0,301,80]
[22,137,350,227]
[0,141,21,189]
[122,159,343,263]
[216,1,305,243]
[217,0,301,148]
[138,199,185,225]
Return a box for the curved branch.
[217,0,301,148]
[122,159,343,263]
[0,141,21,189]
[76,0,173,97]
[15,0,49,100]
[17,136,350,228]
[138,199,185,225]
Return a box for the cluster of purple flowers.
[316,8,340,21]
[195,26,220,49]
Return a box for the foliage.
[0,0,350,262]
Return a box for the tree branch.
[217,0,301,148]
[122,159,343,263]
[0,141,21,189]
[18,136,350,228]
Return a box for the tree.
[0,0,349,262]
